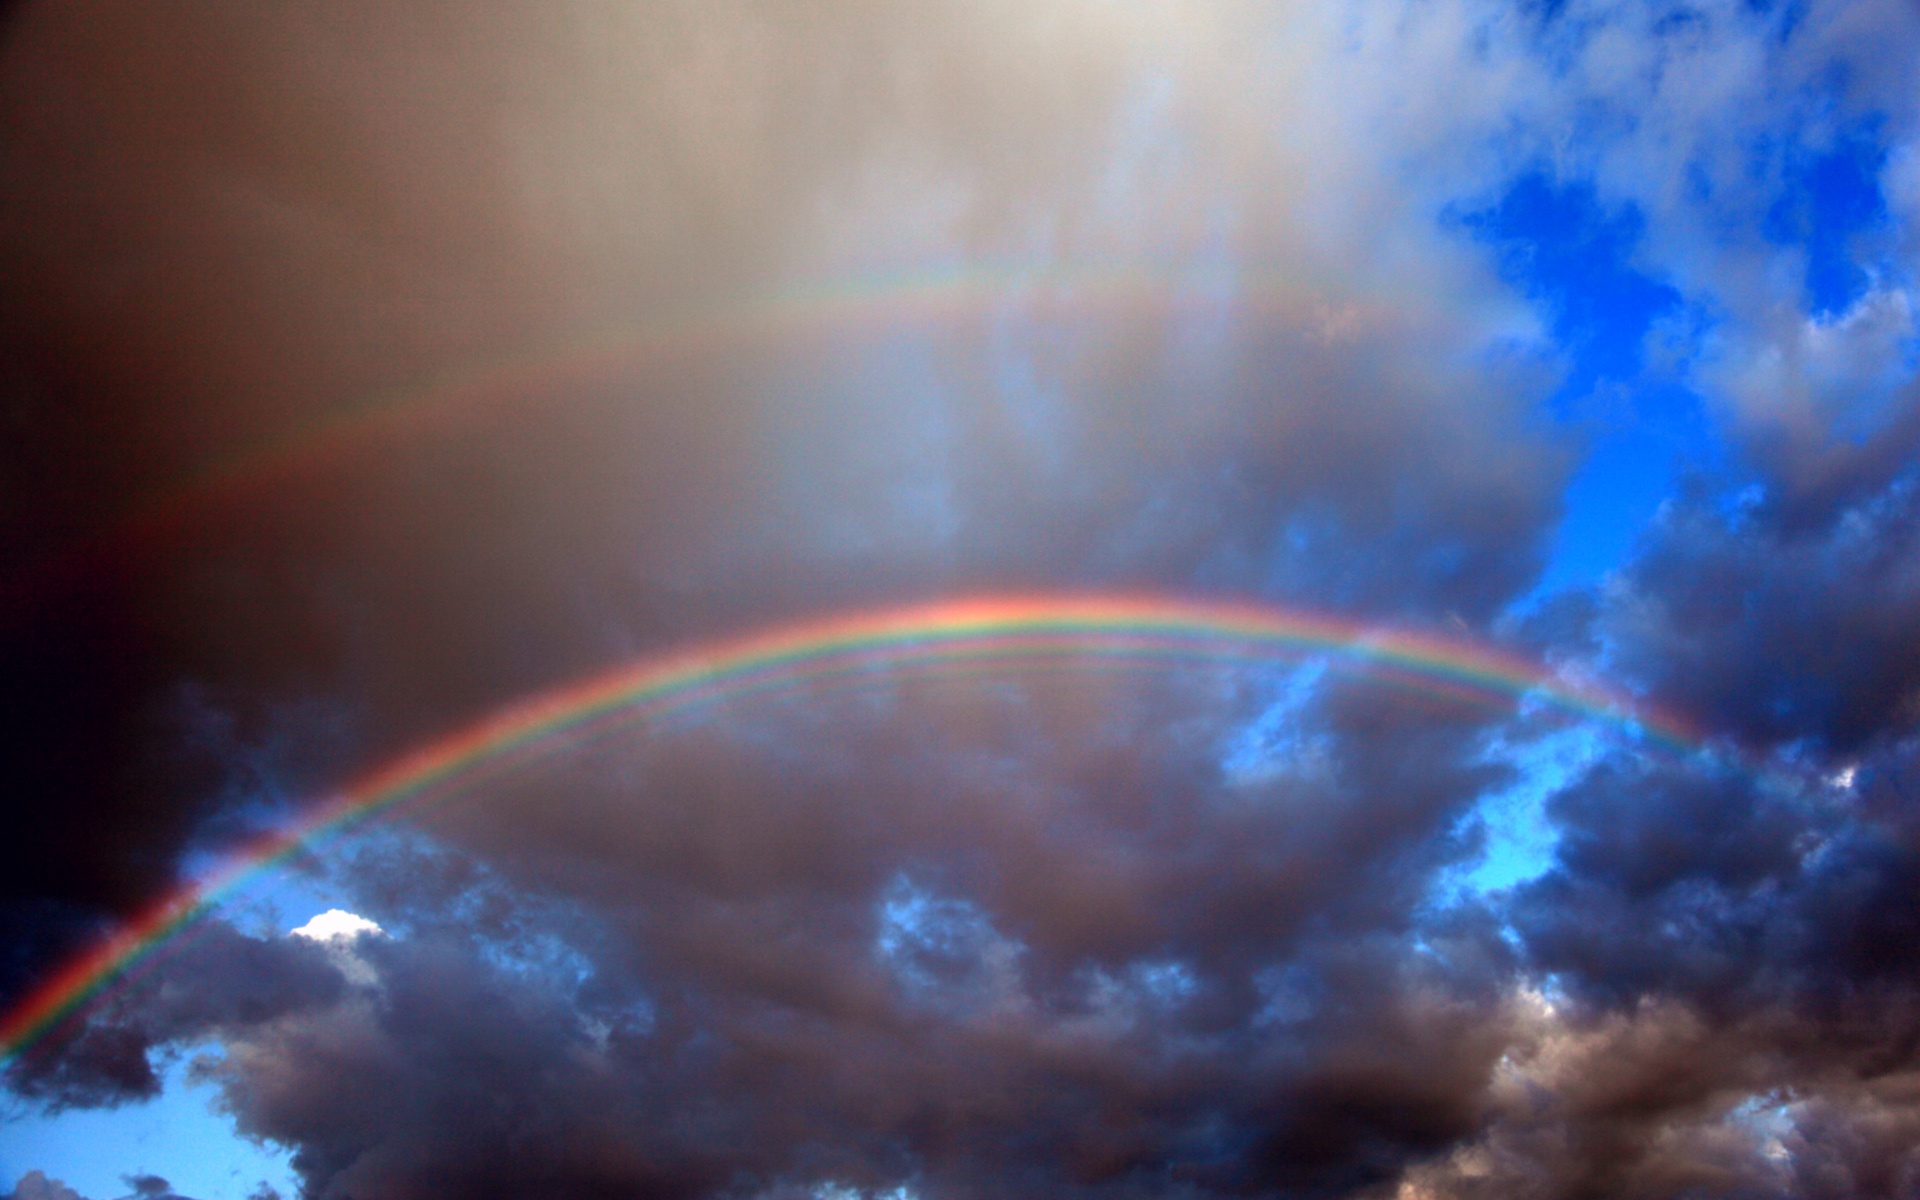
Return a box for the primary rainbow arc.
[0,592,1698,1062]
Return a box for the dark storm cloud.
[1456,428,1920,1193]
[14,671,1530,1198]
[1443,385,1920,1197]
[4,920,344,1109]
[81,675,1905,1197]
[0,0,1566,992]
[8,2,1920,1199]
[1603,469,1920,755]
[1387,734,1920,1198]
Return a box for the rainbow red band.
[0,593,1697,1062]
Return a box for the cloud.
[5,921,345,1110]
[11,670,1526,1195]
[5,1173,86,1200]
[4,1,1920,1198]
[1,1174,210,1200]
[1598,472,1920,755]
[289,910,383,944]
[0,0,1569,989]
[112,1178,194,1200]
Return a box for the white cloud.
[288,909,384,943]
[289,911,386,987]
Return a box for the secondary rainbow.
[0,592,1699,1062]
[5,259,1355,624]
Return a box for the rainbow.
[3,259,1364,623]
[0,592,1696,1063]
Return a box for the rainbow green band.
[0,592,1696,1062]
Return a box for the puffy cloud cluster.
[5,1,1920,1197]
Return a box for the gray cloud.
[1602,473,1920,755]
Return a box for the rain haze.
[3,2,1920,1198]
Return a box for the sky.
[2,2,1919,1197]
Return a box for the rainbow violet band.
[0,592,1697,1063]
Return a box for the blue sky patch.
[1455,173,1718,593]
[0,1047,295,1200]
[1763,123,1889,317]
[1457,172,1682,400]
